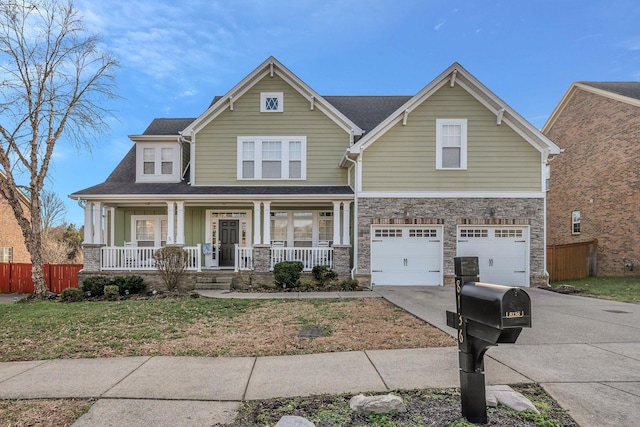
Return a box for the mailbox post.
[446,256,531,424]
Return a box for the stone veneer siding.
[356,197,547,287]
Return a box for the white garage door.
[371,226,442,286]
[456,227,529,287]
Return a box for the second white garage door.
[371,226,442,286]
[456,226,529,287]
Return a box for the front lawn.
[550,276,640,304]
[0,296,455,362]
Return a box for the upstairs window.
[238,136,306,180]
[136,143,180,183]
[436,119,467,170]
[572,211,581,234]
[260,92,284,112]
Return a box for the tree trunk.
[25,229,49,298]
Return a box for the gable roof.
[181,56,363,140]
[543,82,640,132]
[348,62,561,160]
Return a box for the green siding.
[362,84,542,192]
[194,75,350,185]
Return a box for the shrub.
[104,285,120,299]
[273,261,304,289]
[153,246,189,289]
[112,275,146,295]
[340,278,359,291]
[60,287,84,302]
[311,265,338,285]
[82,276,110,297]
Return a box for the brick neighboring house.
[543,82,640,276]
[0,172,30,263]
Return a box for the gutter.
[344,151,359,283]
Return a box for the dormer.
[130,135,184,183]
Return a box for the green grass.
[550,276,640,304]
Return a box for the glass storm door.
[219,220,239,267]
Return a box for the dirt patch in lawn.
[0,399,93,427]
[136,298,456,357]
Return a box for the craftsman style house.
[72,57,560,287]
[543,82,640,276]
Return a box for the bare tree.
[0,0,118,297]
[41,189,67,233]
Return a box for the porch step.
[194,282,230,291]
[194,275,234,291]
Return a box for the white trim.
[350,62,560,157]
[73,193,355,203]
[131,215,167,247]
[436,118,467,170]
[359,191,546,199]
[237,136,307,180]
[181,57,362,137]
[136,142,181,183]
[260,92,284,112]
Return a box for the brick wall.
[0,199,30,263]
[545,89,640,276]
[356,197,546,286]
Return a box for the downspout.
[344,152,359,283]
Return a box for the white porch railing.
[235,245,253,271]
[270,246,333,271]
[101,245,202,272]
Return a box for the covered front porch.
[80,198,353,276]
[97,243,338,272]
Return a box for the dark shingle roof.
[580,82,640,101]
[70,146,353,197]
[324,96,412,132]
[72,95,412,197]
[142,118,196,135]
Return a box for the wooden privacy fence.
[547,240,597,282]
[0,263,83,294]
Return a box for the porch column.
[333,201,341,245]
[109,207,115,246]
[83,201,93,244]
[176,202,185,245]
[263,201,271,245]
[93,202,102,244]
[342,201,351,245]
[166,201,175,244]
[253,201,262,244]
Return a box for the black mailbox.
[446,257,532,424]
[460,282,531,329]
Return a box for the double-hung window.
[238,136,306,180]
[132,216,168,247]
[436,119,467,170]
[136,143,180,182]
[572,211,581,235]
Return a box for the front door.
[219,220,239,267]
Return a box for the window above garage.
[436,119,467,170]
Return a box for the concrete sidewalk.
[376,286,640,427]
[0,349,528,426]
[2,287,639,426]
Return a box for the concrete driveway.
[374,285,640,427]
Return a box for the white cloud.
[434,21,445,31]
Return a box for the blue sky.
[52,0,640,225]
